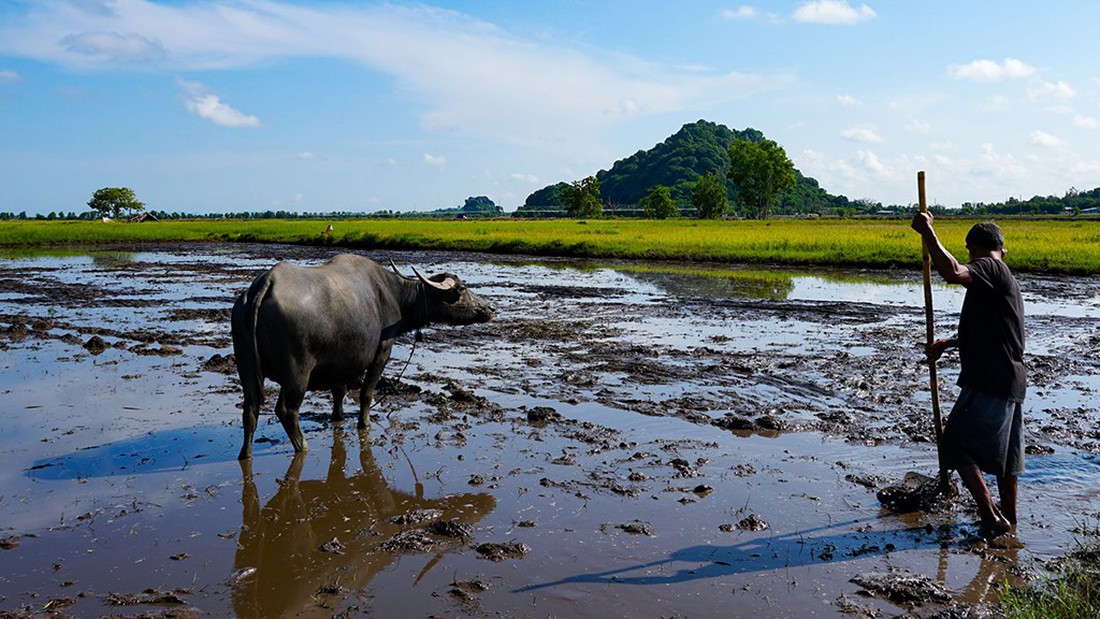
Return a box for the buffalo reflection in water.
[233,427,495,618]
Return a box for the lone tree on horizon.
[88,187,145,220]
[561,176,603,219]
[728,138,795,220]
[691,172,729,219]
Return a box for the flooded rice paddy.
[0,243,1098,618]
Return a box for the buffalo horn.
[411,266,455,291]
[389,260,411,279]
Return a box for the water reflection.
[233,427,495,618]
[89,251,135,268]
[615,266,795,300]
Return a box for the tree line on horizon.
[3,119,1099,221]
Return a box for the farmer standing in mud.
[910,214,1026,540]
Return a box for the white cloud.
[948,58,1036,82]
[0,1,786,156]
[854,149,889,175]
[1027,80,1075,101]
[0,69,21,83]
[1074,116,1100,129]
[841,126,884,143]
[296,151,316,160]
[423,153,446,166]
[720,6,757,20]
[792,1,876,25]
[510,173,539,183]
[61,31,166,65]
[983,95,1011,110]
[904,117,931,134]
[177,79,261,127]
[836,94,862,107]
[606,98,643,115]
[1030,130,1066,147]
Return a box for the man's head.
[966,221,1005,259]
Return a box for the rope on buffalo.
[373,279,427,410]
[373,329,420,411]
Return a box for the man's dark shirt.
[956,257,1026,402]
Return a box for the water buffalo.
[231,254,494,460]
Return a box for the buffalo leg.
[331,386,347,422]
[358,342,393,430]
[238,400,260,461]
[275,388,308,453]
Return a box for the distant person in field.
[910,215,1026,541]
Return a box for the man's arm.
[910,212,972,286]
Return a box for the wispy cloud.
[720,6,757,20]
[836,94,862,107]
[61,31,166,65]
[0,69,21,83]
[792,1,876,25]
[423,153,446,167]
[177,79,261,127]
[841,126,884,143]
[1027,80,1075,101]
[948,58,1036,82]
[0,1,785,154]
[1074,116,1100,129]
[1030,130,1066,147]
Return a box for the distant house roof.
[130,212,160,223]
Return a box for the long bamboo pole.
[917,172,944,442]
[915,170,941,439]
[918,172,949,496]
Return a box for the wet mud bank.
[0,243,1098,618]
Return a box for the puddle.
[0,243,1098,617]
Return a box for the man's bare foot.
[979,515,1012,541]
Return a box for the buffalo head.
[411,266,495,326]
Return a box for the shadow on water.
[516,517,970,592]
[24,423,274,479]
[233,426,496,619]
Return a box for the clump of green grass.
[1001,543,1100,618]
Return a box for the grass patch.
[1,217,1098,274]
[1001,543,1100,618]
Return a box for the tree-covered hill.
[517,119,850,216]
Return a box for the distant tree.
[561,176,603,218]
[88,187,145,220]
[461,196,502,215]
[692,172,729,219]
[640,185,679,219]
[728,138,796,219]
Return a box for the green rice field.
[1,217,1097,274]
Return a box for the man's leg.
[957,464,1011,537]
[998,474,1018,527]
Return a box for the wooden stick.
[917,172,944,443]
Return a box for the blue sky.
[2,0,1099,215]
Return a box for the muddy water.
[0,244,1098,618]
